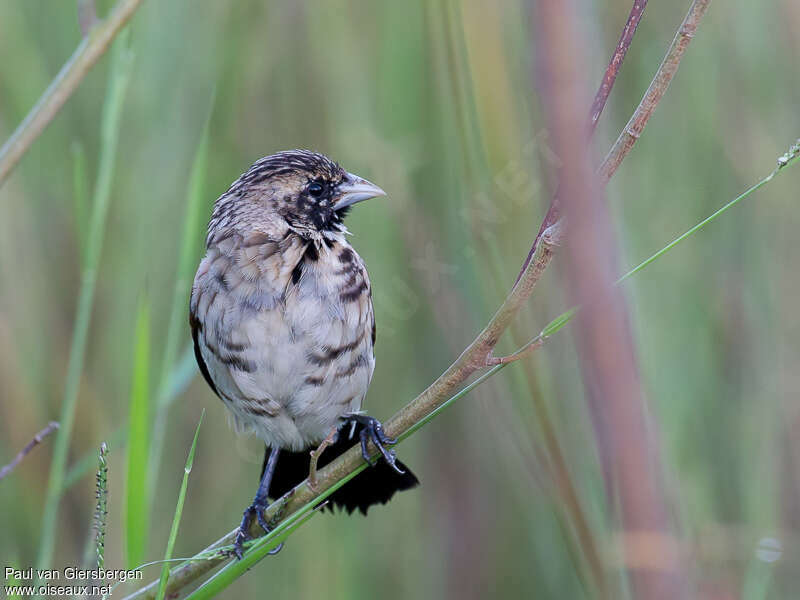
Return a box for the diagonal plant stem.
[517,0,648,283]
[0,422,59,481]
[588,0,649,134]
[508,139,800,357]
[0,0,144,187]
[518,0,711,284]
[598,0,713,183]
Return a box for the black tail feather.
[262,423,418,515]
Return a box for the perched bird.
[190,149,418,557]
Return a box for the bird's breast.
[190,232,376,449]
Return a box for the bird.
[189,149,418,558]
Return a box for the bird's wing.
[189,303,220,398]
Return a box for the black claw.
[345,414,405,475]
[256,507,271,533]
[232,532,247,560]
[233,502,282,560]
[359,429,376,466]
[231,446,284,559]
[268,542,284,555]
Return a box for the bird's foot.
[343,414,405,475]
[232,501,284,560]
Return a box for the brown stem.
[517,0,648,284]
[598,0,713,184]
[486,336,544,365]
[534,0,695,597]
[0,422,60,481]
[0,0,144,187]
[588,0,649,134]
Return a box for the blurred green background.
[1,0,799,598]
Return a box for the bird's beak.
[333,172,386,212]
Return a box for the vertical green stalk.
[155,410,204,600]
[147,97,214,502]
[71,141,89,263]
[126,296,152,568]
[35,31,133,576]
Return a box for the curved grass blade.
[155,410,205,600]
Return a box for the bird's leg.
[233,446,283,560]
[342,414,405,475]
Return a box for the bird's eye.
[308,182,324,198]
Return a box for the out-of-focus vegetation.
[1,1,799,598]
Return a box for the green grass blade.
[185,481,353,600]
[70,140,89,263]
[155,410,205,600]
[540,308,577,338]
[538,141,800,341]
[616,146,800,284]
[148,93,215,501]
[35,30,134,577]
[126,295,152,568]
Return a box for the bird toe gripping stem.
[344,414,405,475]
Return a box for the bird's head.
[208,149,386,244]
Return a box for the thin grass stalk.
[588,0,649,133]
[155,411,204,600]
[0,422,59,481]
[598,0,713,183]
[126,295,152,568]
[518,0,711,282]
[0,0,144,187]
[529,142,800,346]
[35,32,134,577]
[71,141,90,262]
